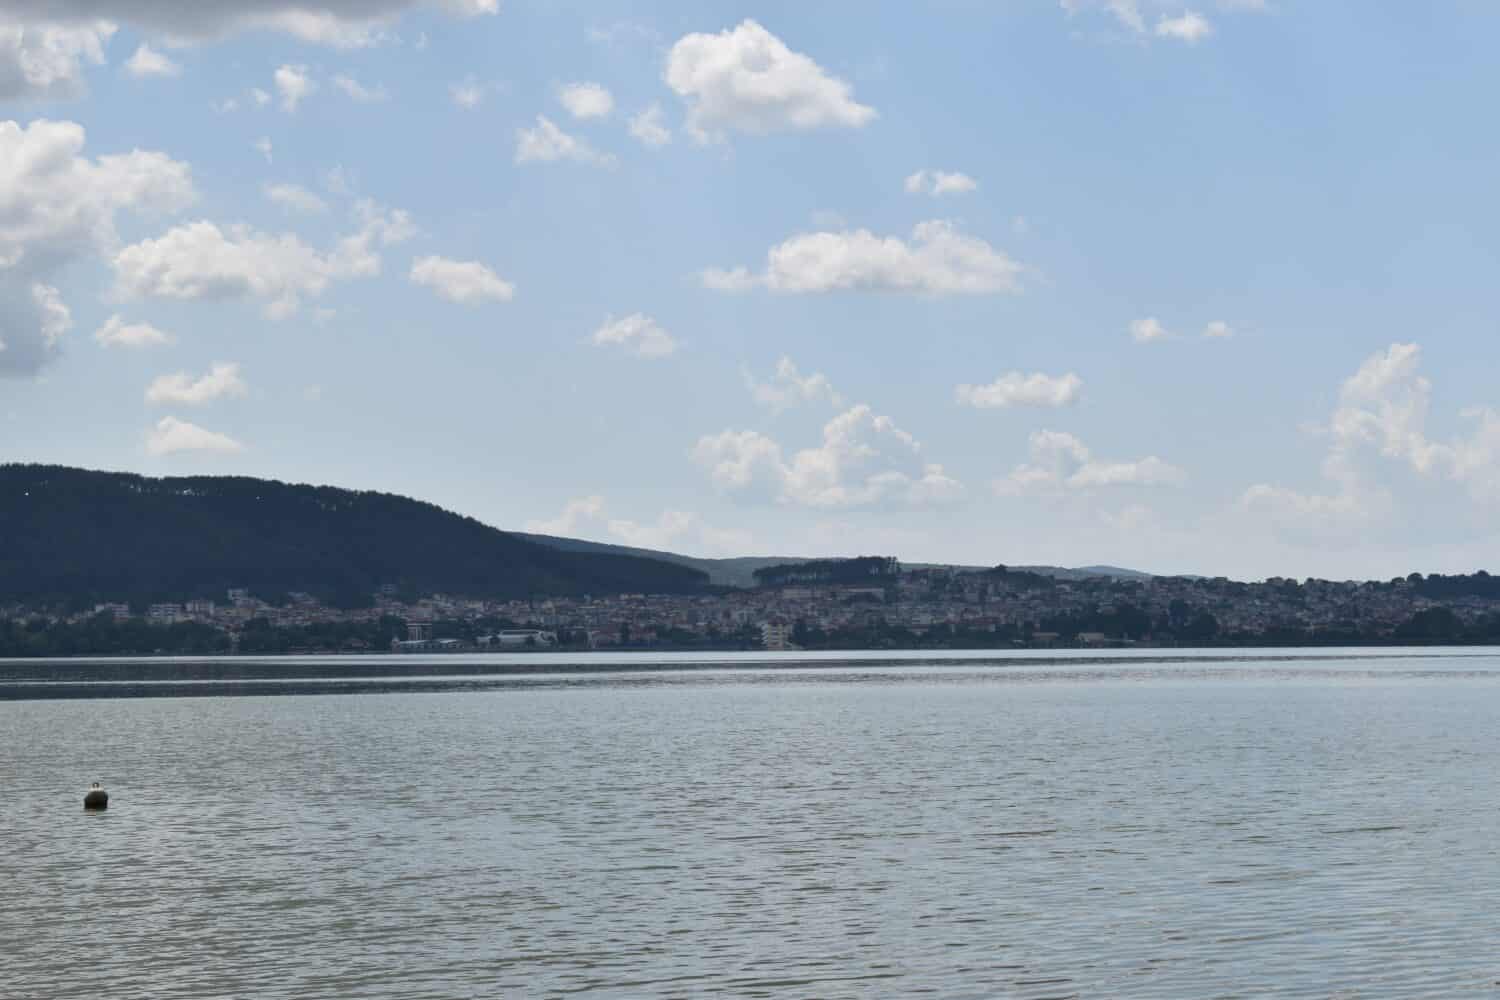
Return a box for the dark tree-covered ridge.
[0,465,709,607]
[753,557,900,588]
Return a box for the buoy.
[83,782,109,810]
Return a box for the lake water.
[4,648,1500,997]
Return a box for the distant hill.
[515,532,805,588]
[517,532,1154,587]
[0,466,709,608]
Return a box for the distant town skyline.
[4,1,1500,581]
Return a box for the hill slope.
[516,533,1154,587]
[515,532,808,588]
[0,466,709,607]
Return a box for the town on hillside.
[4,557,1500,656]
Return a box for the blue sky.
[3,0,1500,580]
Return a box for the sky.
[3,0,1500,581]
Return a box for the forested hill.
[0,465,709,608]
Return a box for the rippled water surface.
[4,649,1500,997]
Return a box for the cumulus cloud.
[904,169,978,196]
[1129,317,1171,343]
[1156,10,1213,42]
[145,416,243,456]
[557,81,613,119]
[996,429,1186,495]
[0,1,498,49]
[112,199,413,319]
[590,313,677,359]
[1062,2,1227,43]
[956,371,1083,409]
[94,313,172,348]
[409,254,514,304]
[524,495,605,536]
[693,404,963,509]
[274,64,315,111]
[514,115,616,166]
[665,19,875,140]
[1203,320,1233,338]
[263,182,328,214]
[1242,344,1500,529]
[703,220,1023,296]
[628,103,671,147]
[123,42,179,78]
[332,73,386,101]
[744,356,841,412]
[0,20,114,100]
[253,136,272,162]
[146,361,247,405]
[0,119,193,376]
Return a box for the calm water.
[4,649,1500,997]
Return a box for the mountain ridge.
[514,532,1156,588]
[0,465,710,607]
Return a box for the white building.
[760,621,794,651]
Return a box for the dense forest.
[753,556,901,588]
[0,465,710,608]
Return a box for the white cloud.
[409,254,514,304]
[251,87,271,107]
[557,81,613,119]
[514,115,616,167]
[0,119,193,376]
[956,371,1083,409]
[744,356,841,412]
[124,42,179,78]
[628,103,671,147]
[699,266,759,292]
[145,416,243,456]
[274,64,315,111]
[590,313,677,359]
[332,73,386,101]
[449,75,486,108]
[95,314,172,348]
[694,404,963,510]
[904,169,978,197]
[524,495,604,536]
[1203,320,1233,338]
[0,21,114,99]
[705,220,1023,296]
[665,19,876,140]
[263,182,328,214]
[997,429,1186,495]
[1130,316,1171,343]
[253,136,272,162]
[0,1,498,49]
[30,281,71,346]
[1062,0,1147,33]
[1242,344,1500,527]
[146,361,247,405]
[1156,10,1214,42]
[112,200,413,319]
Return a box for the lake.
[3,648,1499,997]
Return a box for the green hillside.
[0,465,709,608]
